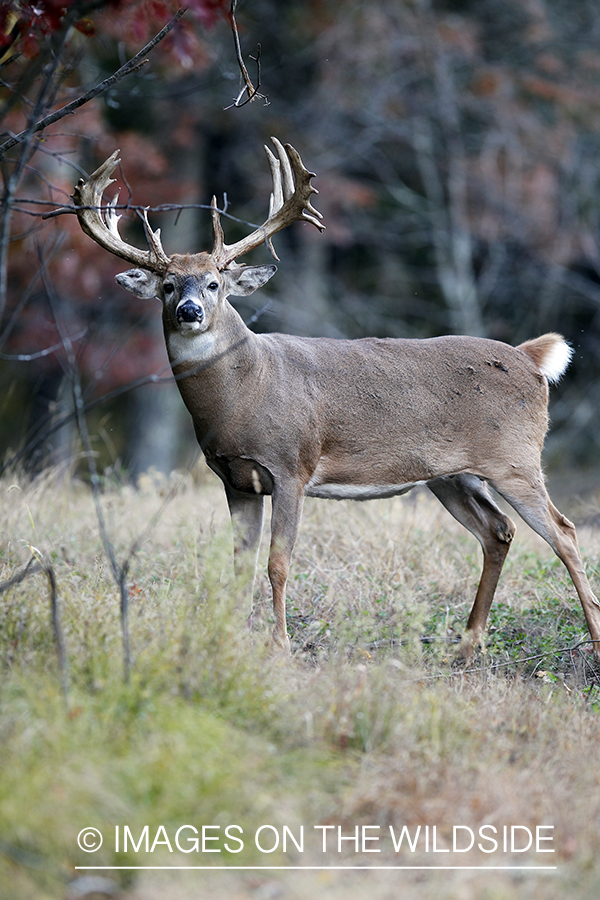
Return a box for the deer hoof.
[452,634,479,668]
[272,630,291,655]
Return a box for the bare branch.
[0,558,43,593]
[0,1,104,124]
[0,329,87,361]
[0,7,78,326]
[0,8,187,159]
[0,554,68,701]
[42,554,69,702]
[38,247,132,682]
[0,6,187,330]
[225,0,269,109]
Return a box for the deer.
[66,137,600,662]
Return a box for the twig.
[416,639,600,680]
[225,0,268,109]
[4,138,90,180]
[0,557,43,593]
[38,246,132,682]
[42,555,69,702]
[0,5,187,329]
[42,200,280,255]
[0,4,78,325]
[0,8,187,159]
[0,554,69,701]
[245,300,272,327]
[0,229,65,350]
[0,328,87,361]
[0,1,104,124]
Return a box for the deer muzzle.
[177,299,204,325]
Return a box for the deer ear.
[115,268,161,299]
[224,264,277,297]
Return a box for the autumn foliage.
[3,0,600,473]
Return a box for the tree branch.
[225,0,268,109]
[39,246,132,682]
[0,554,68,701]
[0,7,187,159]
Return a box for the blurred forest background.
[2,0,600,486]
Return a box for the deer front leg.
[268,483,305,653]
[224,484,264,620]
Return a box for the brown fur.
[74,151,600,661]
[163,277,600,659]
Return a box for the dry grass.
[1,467,600,900]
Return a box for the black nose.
[177,301,204,324]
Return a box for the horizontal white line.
[75,865,558,871]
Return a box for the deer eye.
[208,281,219,291]
[163,283,175,295]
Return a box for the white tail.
[517,333,573,384]
[68,141,600,661]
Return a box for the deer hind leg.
[491,472,600,654]
[267,483,305,653]
[428,474,516,661]
[225,484,265,620]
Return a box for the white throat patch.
[167,330,216,366]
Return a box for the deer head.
[71,138,324,336]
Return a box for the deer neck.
[164,300,261,440]
[164,299,253,371]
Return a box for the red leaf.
[186,0,230,30]
[74,17,96,37]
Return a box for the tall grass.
[1,468,600,899]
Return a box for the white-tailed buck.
[68,138,600,660]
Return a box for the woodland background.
[2,0,600,484]
[3,7,600,899]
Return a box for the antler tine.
[213,137,325,269]
[72,151,170,273]
[106,190,122,238]
[263,145,284,259]
[80,150,120,202]
[139,208,170,269]
[283,141,325,228]
[211,194,225,258]
[271,136,295,202]
[265,145,283,217]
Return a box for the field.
[1,466,600,900]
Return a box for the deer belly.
[305,456,424,500]
[305,480,423,500]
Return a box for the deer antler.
[72,151,171,273]
[211,137,325,269]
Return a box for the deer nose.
[177,300,204,324]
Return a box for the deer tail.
[517,333,573,385]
